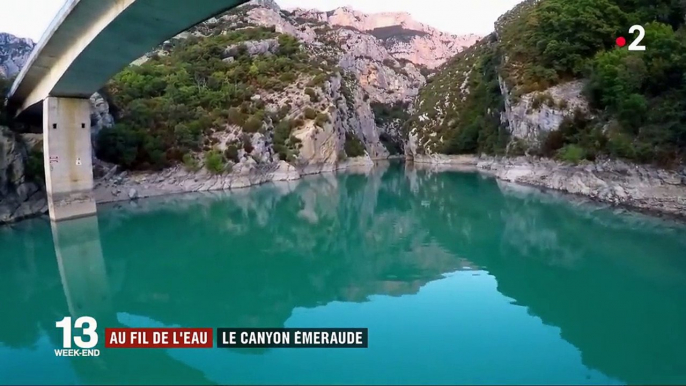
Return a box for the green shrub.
[280,72,296,83]
[540,130,566,157]
[278,104,291,120]
[96,125,143,169]
[182,153,200,171]
[273,119,300,161]
[224,144,240,163]
[315,113,329,127]
[557,144,586,164]
[531,93,555,110]
[205,150,226,174]
[606,131,636,160]
[508,139,528,156]
[242,135,254,153]
[344,132,366,157]
[25,146,45,183]
[304,87,318,102]
[243,116,263,133]
[303,107,317,120]
[308,74,327,87]
[101,26,336,170]
[228,107,246,126]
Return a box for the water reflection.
[95,165,474,329]
[406,165,686,385]
[41,217,215,385]
[0,162,685,384]
[51,217,110,318]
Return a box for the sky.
[1,0,522,41]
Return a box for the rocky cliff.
[0,33,34,78]
[0,126,47,222]
[0,32,115,223]
[0,35,46,222]
[0,32,115,142]
[1,0,480,223]
[405,0,686,217]
[96,0,468,197]
[407,0,686,161]
[288,6,480,69]
[410,154,686,219]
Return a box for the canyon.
[1,0,685,224]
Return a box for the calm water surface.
[1,163,686,385]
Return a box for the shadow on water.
[1,161,686,384]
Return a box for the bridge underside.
[8,0,250,221]
[10,0,249,116]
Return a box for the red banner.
[105,328,213,348]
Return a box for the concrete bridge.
[6,0,249,221]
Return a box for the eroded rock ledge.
[93,156,375,204]
[412,154,686,219]
[0,156,377,225]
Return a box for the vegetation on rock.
[408,36,509,155]
[344,132,366,157]
[98,27,333,170]
[409,0,686,166]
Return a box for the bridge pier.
[43,97,96,221]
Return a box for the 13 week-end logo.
[54,316,101,357]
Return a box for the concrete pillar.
[52,215,111,318]
[43,97,96,221]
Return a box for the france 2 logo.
[54,316,101,357]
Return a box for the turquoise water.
[1,162,686,385]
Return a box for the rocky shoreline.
[0,156,377,225]
[94,156,379,203]
[3,154,686,225]
[411,154,686,220]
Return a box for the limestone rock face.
[0,126,47,223]
[477,156,686,218]
[411,154,686,219]
[290,7,481,69]
[239,5,427,103]
[0,32,34,78]
[242,4,443,152]
[223,38,280,57]
[133,2,467,156]
[248,0,280,12]
[500,80,590,146]
[89,92,115,142]
[405,34,593,157]
[0,33,114,140]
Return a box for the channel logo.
[54,316,101,357]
